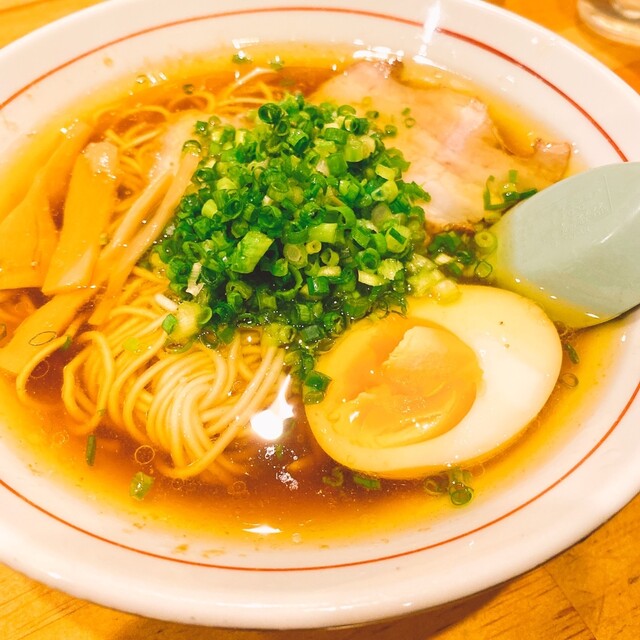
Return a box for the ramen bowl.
[0,0,639,630]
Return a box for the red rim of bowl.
[0,4,636,575]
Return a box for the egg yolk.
[330,323,482,449]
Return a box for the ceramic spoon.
[485,162,640,328]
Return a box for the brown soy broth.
[0,316,616,544]
[0,44,623,544]
[4,367,435,542]
[5,310,430,541]
[89,59,341,142]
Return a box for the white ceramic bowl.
[1,0,640,630]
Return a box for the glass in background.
[578,0,640,45]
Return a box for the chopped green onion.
[305,239,322,255]
[299,324,324,344]
[201,199,218,218]
[152,92,462,401]
[434,253,453,266]
[317,265,341,278]
[371,179,398,203]
[85,434,97,466]
[377,258,403,281]
[326,152,348,176]
[375,164,396,181]
[408,266,444,296]
[230,230,273,274]
[302,388,325,404]
[186,262,203,296]
[352,473,381,491]
[358,270,386,287]
[322,311,344,335]
[474,260,493,279]
[269,58,285,71]
[385,225,410,253]
[424,474,449,495]
[337,104,356,116]
[322,126,348,144]
[563,342,580,364]
[283,243,308,268]
[258,102,284,124]
[129,471,155,500]
[357,248,381,271]
[322,466,344,488]
[343,138,367,162]
[307,276,330,296]
[449,483,474,506]
[445,262,463,278]
[168,301,209,344]
[343,296,370,319]
[448,467,474,506]
[231,51,252,64]
[266,323,295,344]
[425,468,474,505]
[483,173,537,211]
[308,223,337,244]
[474,230,497,253]
[293,303,313,324]
[304,370,332,391]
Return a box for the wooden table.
[1,1,639,638]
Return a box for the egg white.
[305,284,563,479]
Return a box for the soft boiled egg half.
[305,285,563,479]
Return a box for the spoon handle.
[486,162,640,328]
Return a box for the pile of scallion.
[151,93,491,403]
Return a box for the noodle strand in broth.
[57,267,286,480]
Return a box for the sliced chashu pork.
[311,62,571,230]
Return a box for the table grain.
[1,1,639,638]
